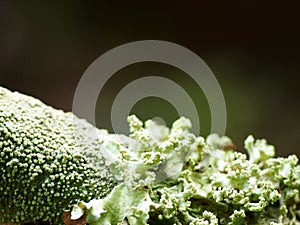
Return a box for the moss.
[0,87,117,224]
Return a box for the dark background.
[0,1,299,156]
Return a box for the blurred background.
[0,1,299,156]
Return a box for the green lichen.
[1,86,300,225]
[71,115,300,225]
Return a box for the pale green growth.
[1,86,300,225]
[71,116,300,225]
[245,135,275,164]
[0,87,117,224]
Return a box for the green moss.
[0,87,117,224]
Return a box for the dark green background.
[0,1,299,156]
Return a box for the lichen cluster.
[1,86,300,225]
[0,87,117,224]
[70,116,300,225]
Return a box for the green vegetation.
[0,87,117,224]
[0,86,300,225]
[68,115,300,225]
